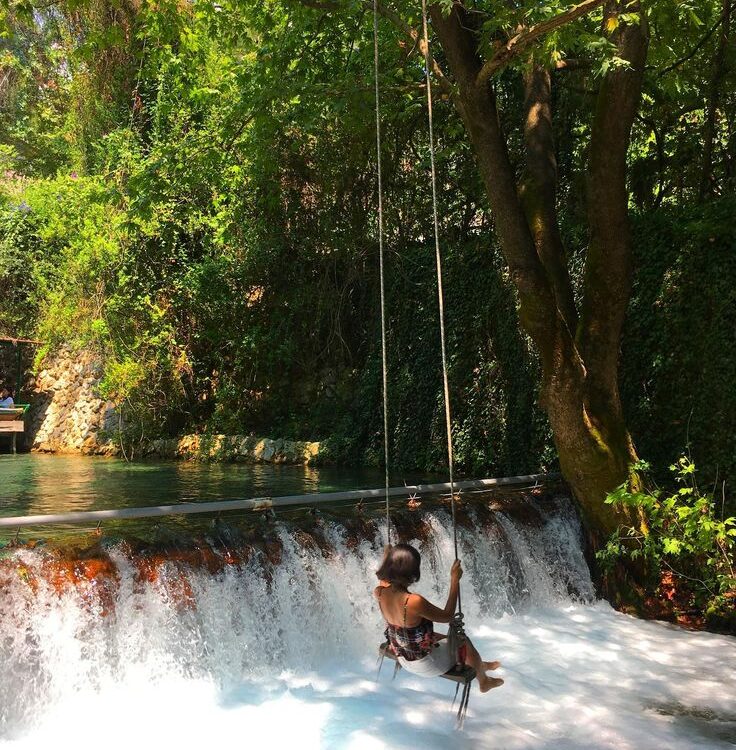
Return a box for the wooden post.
[15,344,22,402]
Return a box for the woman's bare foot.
[483,660,501,671]
[478,676,504,693]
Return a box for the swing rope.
[373,7,473,722]
[420,0,463,621]
[373,0,391,547]
[374,0,467,673]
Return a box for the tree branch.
[299,0,342,9]
[578,1,648,424]
[520,65,578,334]
[657,14,723,77]
[554,57,592,70]
[429,4,560,353]
[367,0,453,96]
[296,0,454,95]
[699,0,732,198]
[475,0,605,87]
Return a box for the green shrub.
[598,456,736,626]
[0,175,123,349]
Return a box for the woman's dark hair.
[376,544,421,587]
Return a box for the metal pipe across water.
[0,474,550,528]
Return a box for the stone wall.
[144,434,321,464]
[28,348,119,455]
[16,347,321,463]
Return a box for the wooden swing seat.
[378,642,476,684]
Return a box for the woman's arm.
[409,560,462,624]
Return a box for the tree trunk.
[429,2,648,535]
[700,0,732,198]
[520,65,578,336]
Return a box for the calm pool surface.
[0,454,439,543]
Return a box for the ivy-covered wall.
[2,186,735,490]
[622,199,736,486]
[318,236,553,477]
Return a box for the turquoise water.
[0,454,438,542]
[2,464,734,750]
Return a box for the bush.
[598,456,736,628]
[0,174,123,350]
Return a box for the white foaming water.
[1,499,734,749]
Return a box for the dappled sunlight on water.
[8,606,733,750]
[1,494,734,749]
[0,453,427,518]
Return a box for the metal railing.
[0,474,553,529]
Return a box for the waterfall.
[0,495,593,738]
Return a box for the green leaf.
[662,537,682,554]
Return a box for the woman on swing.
[374,544,504,692]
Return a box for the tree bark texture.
[429,1,649,535]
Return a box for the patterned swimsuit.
[378,587,435,662]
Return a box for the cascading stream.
[0,495,592,737]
